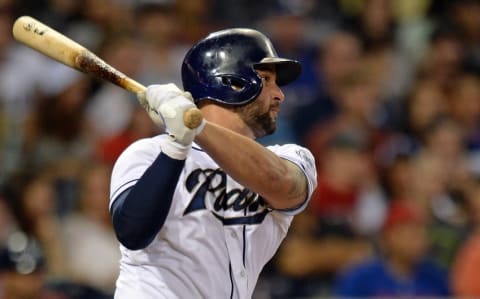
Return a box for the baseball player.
[109,28,317,299]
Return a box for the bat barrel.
[12,16,85,69]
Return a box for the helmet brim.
[255,57,302,86]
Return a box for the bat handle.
[136,91,203,130]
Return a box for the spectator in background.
[402,79,448,146]
[18,67,94,217]
[378,153,413,203]
[173,0,216,45]
[293,30,363,141]
[273,133,378,298]
[0,2,56,183]
[85,33,142,142]
[451,181,480,297]
[342,0,416,102]
[449,75,480,152]
[308,132,385,237]
[417,116,474,260]
[64,0,133,51]
[4,172,68,281]
[418,26,465,96]
[448,0,480,75]
[448,75,480,176]
[303,65,389,164]
[209,0,275,27]
[0,180,61,299]
[35,0,80,33]
[391,0,435,66]
[405,152,468,269]
[22,66,93,177]
[333,201,450,298]
[95,105,158,166]
[134,0,186,87]
[0,245,68,299]
[0,192,17,248]
[61,162,119,296]
[422,118,473,201]
[0,2,45,120]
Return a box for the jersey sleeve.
[109,136,165,210]
[267,144,318,215]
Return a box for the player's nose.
[272,83,285,103]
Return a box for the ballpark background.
[1,0,479,298]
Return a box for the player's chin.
[263,120,277,136]
[252,111,277,137]
[253,119,277,138]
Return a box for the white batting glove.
[145,84,205,146]
[137,92,165,130]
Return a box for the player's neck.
[200,104,255,139]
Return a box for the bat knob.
[184,108,203,129]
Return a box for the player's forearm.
[195,122,307,209]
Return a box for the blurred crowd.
[0,0,480,298]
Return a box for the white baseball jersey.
[110,135,317,299]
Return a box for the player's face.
[234,66,285,138]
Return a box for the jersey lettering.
[184,168,269,225]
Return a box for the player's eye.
[260,75,271,83]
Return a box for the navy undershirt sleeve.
[110,152,185,250]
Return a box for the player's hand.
[137,91,165,130]
[145,84,204,145]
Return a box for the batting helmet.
[181,28,302,106]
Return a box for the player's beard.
[234,101,278,138]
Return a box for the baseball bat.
[11,15,203,129]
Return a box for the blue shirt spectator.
[333,201,451,298]
[333,258,450,297]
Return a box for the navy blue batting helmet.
[181,28,302,106]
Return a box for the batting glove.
[137,91,165,131]
[144,84,205,146]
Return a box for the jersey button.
[230,231,237,238]
[240,270,245,277]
